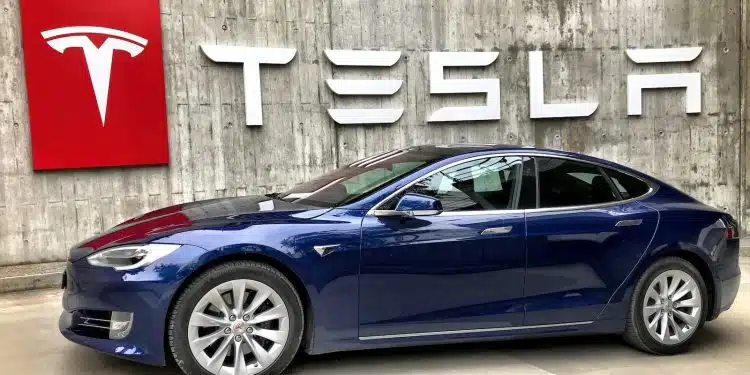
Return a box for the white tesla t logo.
[41,26,149,125]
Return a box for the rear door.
[523,157,659,325]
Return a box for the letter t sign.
[201,46,297,126]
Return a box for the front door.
[358,155,535,338]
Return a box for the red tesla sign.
[20,0,169,170]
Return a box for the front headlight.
[87,244,181,271]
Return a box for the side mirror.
[395,193,442,213]
[372,193,443,218]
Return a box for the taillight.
[722,216,740,240]
[727,226,737,240]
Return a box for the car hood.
[68,195,330,261]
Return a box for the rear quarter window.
[604,168,651,199]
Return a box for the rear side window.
[604,168,651,199]
[536,157,619,208]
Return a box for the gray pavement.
[1,260,749,375]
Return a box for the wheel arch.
[650,248,717,321]
[163,250,315,364]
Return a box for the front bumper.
[59,244,207,366]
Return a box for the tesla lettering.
[200,46,297,126]
[325,50,404,125]
[626,47,703,116]
[200,46,703,125]
[528,51,599,119]
[427,52,501,122]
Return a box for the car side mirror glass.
[394,193,443,216]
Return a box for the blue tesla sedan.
[60,144,741,375]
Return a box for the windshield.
[276,148,447,207]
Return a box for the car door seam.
[595,202,661,320]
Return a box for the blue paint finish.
[60,317,153,363]
[61,244,208,365]
[359,211,526,337]
[636,190,741,321]
[597,185,739,321]
[394,193,443,211]
[156,208,366,353]
[58,145,741,366]
[524,201,658,325]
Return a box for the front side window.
[402,156,530,212]
[536,157,619,208]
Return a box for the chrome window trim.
[358,320,593,341]
[365,152,656,217]
[436,209,526,216]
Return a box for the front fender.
[156,209,366,355]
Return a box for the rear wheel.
[168,261,303,375]
[623,257,707,354]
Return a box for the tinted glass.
[605,168,650,199]
[403,156,528,211]
[277,148,445,207]
[537,157,619,208]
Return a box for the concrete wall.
[0,0,745,265]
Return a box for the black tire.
[168,261,304,375]
[623,256,708,355]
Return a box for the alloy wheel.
[188,279,290,375]
[642,269,702,345]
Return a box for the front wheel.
[168,261,304,375]
[623,256,707,354]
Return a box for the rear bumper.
[708,238,741,320]
[718,274,741,313]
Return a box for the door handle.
[481,226,513,235]
[615,219,643,227]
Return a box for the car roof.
[408,144,579,158]
[408,144,642,175]
[399,144,522,158]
